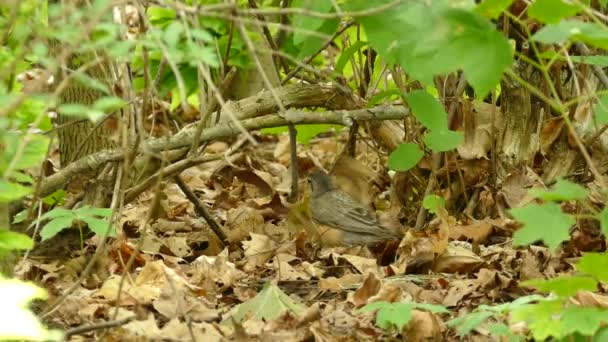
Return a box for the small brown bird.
[308,170,403,246]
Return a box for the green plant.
[357,301,448,332]
[447,295,545,341]
[35,205,115,242]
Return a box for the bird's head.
[307,170,335,197]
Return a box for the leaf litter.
[24,124,607,341]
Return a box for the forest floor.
[23,126,599,341]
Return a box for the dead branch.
[39,105,408,199]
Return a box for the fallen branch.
[64,315,136,338]
[39,105,408,198]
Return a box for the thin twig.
[64,316,136,339]
[175,175,228,244]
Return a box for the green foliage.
[511,202,575,250]
[510,178,590,250]
[387,143,424,172]
[475,0,514,19]
[423,195,446,214]
[347,0,512,98]
[405,90,463,152]
[522,276,597,297]
[291,0,339,58]
[0,230,33,251]
[527,0,580,24]
[227,283,306,323]
[506,254,608,340]
[576,253,608,282]
[357,301,448,331]
[532,20,608,50]
[0,276,63,341]
[37,206,115,241]
[261,124,341,145]
[529,179,589,201]
[594,94,608,125]
[509,299,608,340]
[447,295,544,340]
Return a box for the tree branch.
[39,105,408,198]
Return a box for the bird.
[307,170,403,246]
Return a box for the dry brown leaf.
[352,272,381,307]
[573,291,608,308]
[338,254,380,276]
[242,233,276,271]
[457,101,504,160]
[225,207,265,243]
[449,219,495,244]
[433,242,484,273]
[318,274,363,291]
[403,309,444,341]
[191,250,246,294]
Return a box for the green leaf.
[521,275,597,297]
[42,190,66,206]
[190,28,214,43]
[295,17,339,59]
[57,104,89,118]
[439,10,512,98]
[227,283,306,323]
[405,90,448,131]
[368,89,401,106]
[567,55,608,66]
[475,0,514,19]
[561,306,608,337]
[2,133,49,171]
[423,195,445,214]
[147,6,176,27]
[594,94,608,125]
[350,1,512,98]
[292,0,334,45]
[357,301,446,331]
[532,20,608,50]
[509,299,566,341]
[487,323,520,341]
[92,96,126,112]
[528,0,580,24]
[81,217,115,237]
[577,253,608,282]
[12,209,30,225]
[447,311,494,336]
[335,41,369,74]
[424,129,464,152]
[76,206,112,218]
[510,202,574,250]
[39,207,74,220]
[261,124,339,145]
[0,230,33,250]
[387,143,424,172]
[40,216,73,241]
[358,301,414,330]
[529,178,588,201]
[10,171,34,185]
[163,21,183,47]
[72,71,110,94]
[600,208,608,237]
[0,180,32,203]
[296,124,335,144]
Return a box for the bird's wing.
[312,191,399,239]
